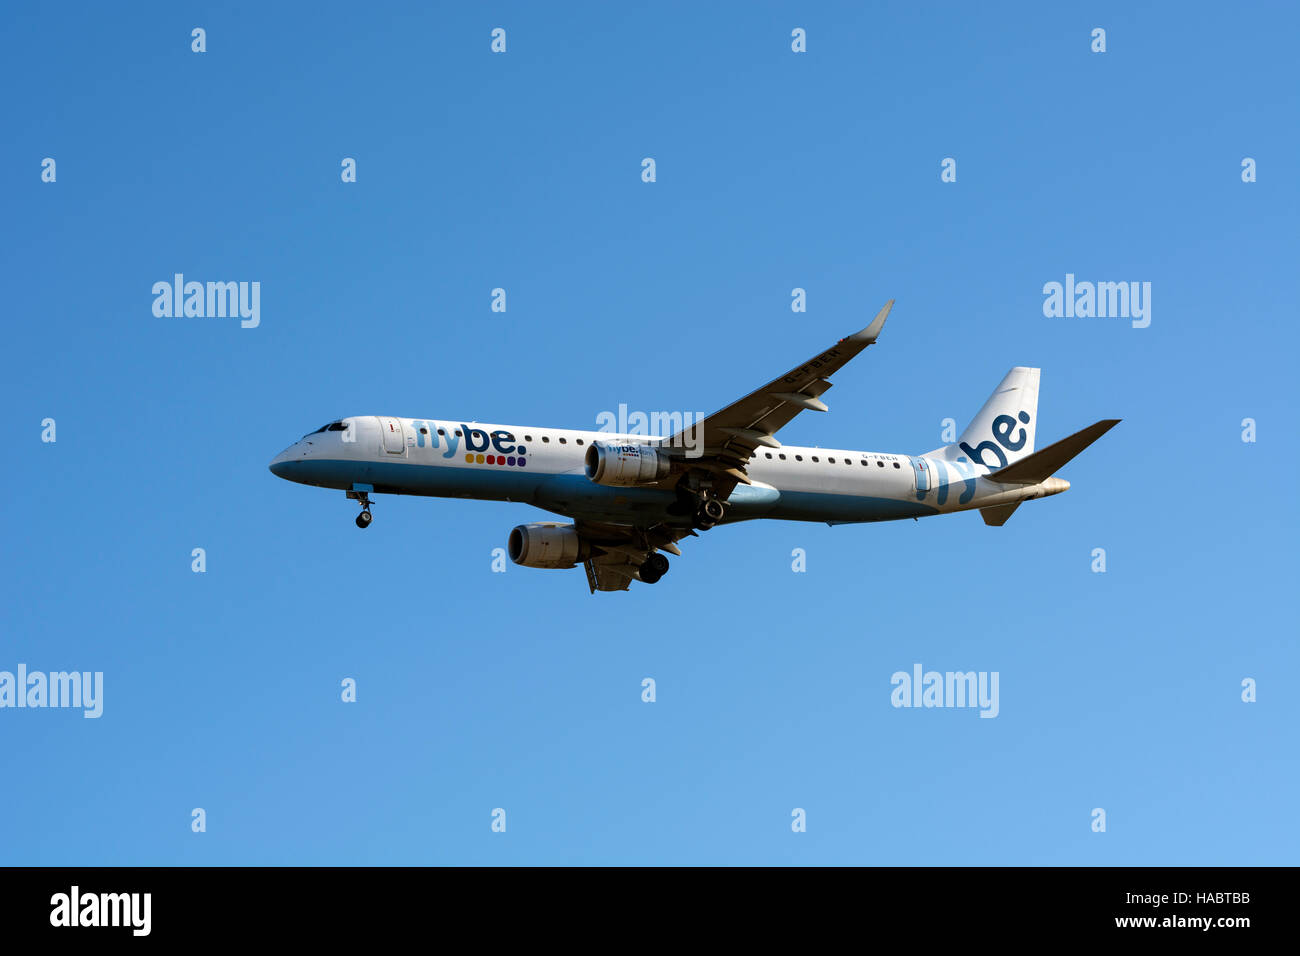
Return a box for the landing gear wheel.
[694,497,726,529]
[347,488,374,528]
[639,552,670,584]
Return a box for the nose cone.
[269,445,301,480]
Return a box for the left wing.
[662,300,894,466]
[575,520,693,592]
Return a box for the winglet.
[849,299,894,344]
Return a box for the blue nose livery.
[269,302,1119,592]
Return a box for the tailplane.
[978,418,1121,525]
[990,419,1121,484]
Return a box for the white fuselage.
[269,415,1066,527]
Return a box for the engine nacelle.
[584,442,671,486]
[507,523,590,569]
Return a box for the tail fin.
[928,367,1040,469]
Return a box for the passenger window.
[577,439,584,445]
[437,428,445,436]
[828,457,836,464]
[860,460,868,466]
[542,436,550,442]
[812,456,819,462]
[419,427,428,435]
[877,461,885,467]
[765,453,772,459]
[559,437,566,444]
[525,435,533,441]
[795,455,803,461]
[779,453,787,460]
[893,462,900,468]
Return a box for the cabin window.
[893,462,900,468]
[860,460,869,466]
[418,427,428,435]
[437,428,445,436]
[455,429,462,437]
[828,457,836,464]
[559,437,566,444]
[778,453,787,460]
[812,456,819,462]
[764,453,772,459]
[576,439,584,445]
[877,460,884,467]
[795,455,803,461]
[542,436,550,442]
[525,435,533,441]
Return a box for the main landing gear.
[695,496,726,529]
[668,485,729,531]
[347,489,373,529]
[639,552,670,584]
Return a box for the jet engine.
[507,523,590,569]
[584,442,671,486]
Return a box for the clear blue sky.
[3,2,1296,865]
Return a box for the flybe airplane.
[269,302,1118,592]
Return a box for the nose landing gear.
[346,488,373,529]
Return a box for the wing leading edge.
[663,300,894,465]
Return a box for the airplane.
[268,301,1118,591]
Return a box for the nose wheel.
[346,488,374,529]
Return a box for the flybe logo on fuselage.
[409,421,530,467]
[958,411,1031,470]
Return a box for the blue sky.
[3,2,1297,865]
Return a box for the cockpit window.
[303,421,345,438]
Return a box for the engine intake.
[584,442,671,486]
[507,523,590,569]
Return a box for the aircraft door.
[379,417,406,455]
[909,457,930,501]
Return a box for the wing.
[575,519,694,593]
[659,300,894,482]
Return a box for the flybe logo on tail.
[959,411,1031,470]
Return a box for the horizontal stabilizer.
[991,419,1120,484]
[980,502,1022,526]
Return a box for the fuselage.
[268,416,1067,527]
